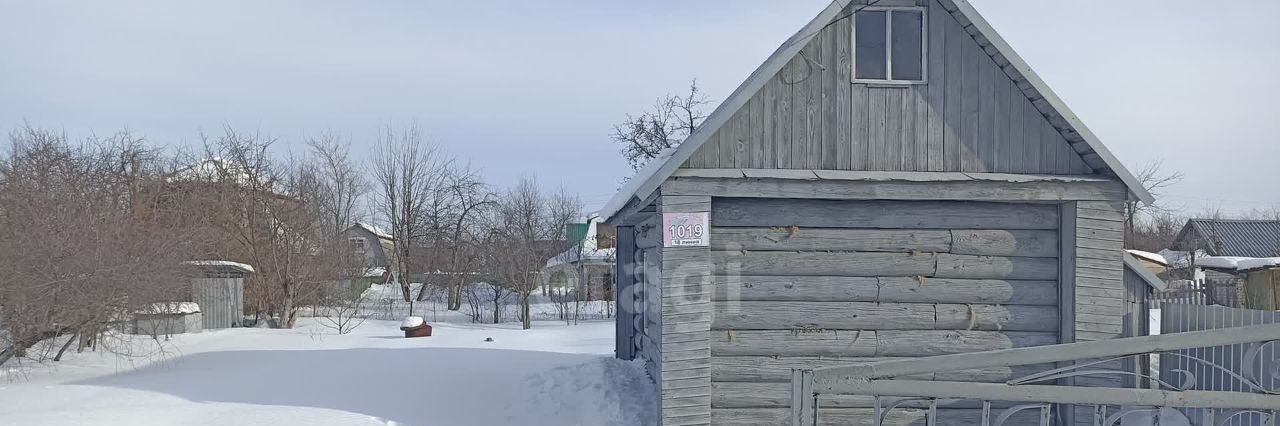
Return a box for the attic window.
[854,8,926,83]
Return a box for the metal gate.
[792,324,1280,425]
[1159,303,1280,425]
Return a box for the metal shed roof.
[1175,219,1280,258]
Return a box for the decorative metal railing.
[792,324,1280,426]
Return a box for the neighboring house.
[343,222,397,273]
[1172,219,1280,258]
[543,217,617,301]
[600,1,1153,424]
[1168,218,1280,307]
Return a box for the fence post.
[792,369,816,426]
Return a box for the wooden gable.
[683,0,1092,175]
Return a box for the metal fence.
[1159,303,1280,425]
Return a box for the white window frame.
[851,6,928,85]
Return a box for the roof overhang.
[1123,253,1167,291]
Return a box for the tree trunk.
[281,292,295,329]
[53,332,78,362]
[447,281,462,311]
[492,297,501,324]
[521,293,532,330]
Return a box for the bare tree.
[315,283,370,335]
[370,124,448,316]
[429,162,494,310]
[0,125,201,363]
[612,79,711,170]
[195,128,343,328]
[307,133,369,236]
[1124,160,1185,248]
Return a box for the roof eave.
[599,0,853,221]
[1123,253,1167,291]
[948,0,1154,205]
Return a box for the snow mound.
[399,316,423,328]
[514,358,656,426]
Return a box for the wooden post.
[791,369,816,426]
[658,193,712,425]
[615,225,636,360]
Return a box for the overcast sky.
[2,1,1277,215]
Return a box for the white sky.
[1,0,1276,215]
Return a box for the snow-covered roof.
[599,0,1152,222]
[1125,250,1168,267]
[1196,256,1280,273]
[183,260,255,273]
[354,222,394,240]
[544,218,616,268]
[545,248,616,269]
[1122,253,1167,291]
[136,302,200,315]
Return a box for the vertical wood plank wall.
[636,216,663,385]
[1071,200,1127,391]
[615,225,637,361]
[658,195,714,425]
[683,0,1092,175]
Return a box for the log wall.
[708,197,1062,424]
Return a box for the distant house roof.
[183,260,255,274]
[1173,219,1280,258]
[352,222,394,240]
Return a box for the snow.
[1238,257,1280,271]
[183,260,255,273]
[400,316,423,328]
[1196,256,1280,272]
[355,222,394,240]
[137,302,200,315]
[1125,250,1168,266]
[0,318,649,426]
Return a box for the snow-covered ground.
[0,318,653,426]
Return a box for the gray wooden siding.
[1071,200,1127,392]
[633,215,663,386]
[708,198,1061,424]
[615,225,637,361]
[683,0,1092,175]
[658,195,713,426]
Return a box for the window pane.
[855,11,887,80]
[891,10,924,81]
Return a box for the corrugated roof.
[1176,219,1280,258]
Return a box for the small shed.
[185,260,253,330]
[600,1,1153,424]
[133,302,203,336]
